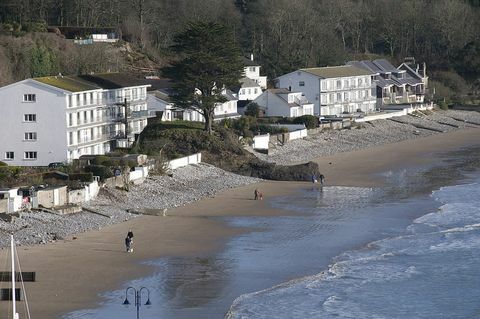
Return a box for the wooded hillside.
[0,0,479,101]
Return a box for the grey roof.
[240,77,260,88]
[348,59,423,89]
[222,89,237,101]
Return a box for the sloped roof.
[240,77,260,88]
[348,59,423,88]
[301,65,373,78]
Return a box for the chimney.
[423,62,427,77]
[416,64,419,74]
[250,53,254,61]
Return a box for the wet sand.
[3,127,480,319]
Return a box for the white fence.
[168,153,202,170]
[355,110,407,122]
[288,128,308,141]
[253,134,270,150]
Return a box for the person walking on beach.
[254,188,259,200]
[319,174,325,186]
[311,174,318,184]
[126,229,134,252]
[125,236,132,253]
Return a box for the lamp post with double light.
[122,286,151,319]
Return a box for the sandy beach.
[2,123,480,318]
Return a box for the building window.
[249,67,256,72]
[5,152,14,160]
[336,80,341,89]
[24,132,37,141]
[254,88,258,94]
[241,89,245,94]
[24,114,37,122]
[336,93,342,102]
[299,81,305,87]
[24,151,37,159]
[23,94,36,102]
[321,81,326,90]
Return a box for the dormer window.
[299,81,305,87]
[249,67,256,72]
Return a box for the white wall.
[276,71,321,115]
[238,86,262,101]
[0,80,69,166]
[168,153,202,170]
[253,134,270,150]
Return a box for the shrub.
[85,165,113,180]
[69,172,94,182]
[292,115,318,129]
[245,102,261,117]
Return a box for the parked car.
[48,162,65,169]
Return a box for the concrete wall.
[168,153,202,170]
[289,128,308,140]
[37,186,68,208]
[129,166,149,182]
[253,134,270,150]
[0,199,7,214]
[68,181,100,204]
[355,110,407,122]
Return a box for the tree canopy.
[161,21,244,134]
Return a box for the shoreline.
[1,121,480,318]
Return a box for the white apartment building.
[274,65,376,116]
[254,89,314,118]
[0,74,152,166]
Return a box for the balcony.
[69,133,115,149]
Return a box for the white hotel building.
[274,65,376,117]
[0,74,152,166]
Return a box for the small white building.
[243,54,267,89]
[235,77,263,101]
[254,89,314,118]
[275,65,376,117]
[147,90,173,121]
[0,188,23,213]
[149,89,240,122]
[0,73,153,166]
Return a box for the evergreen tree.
[162,21,244,134]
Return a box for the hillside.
[0,32,160,87]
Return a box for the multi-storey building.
[348,59,427,108]
[274,65,376,117]
[0,73,152,166]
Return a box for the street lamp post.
[122,286,152,319]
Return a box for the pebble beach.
[1,109,479,248]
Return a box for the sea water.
[226,175,480,319]
[63,148,480,319]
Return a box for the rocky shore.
[255,109,480,165]
[1,109,479,247]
